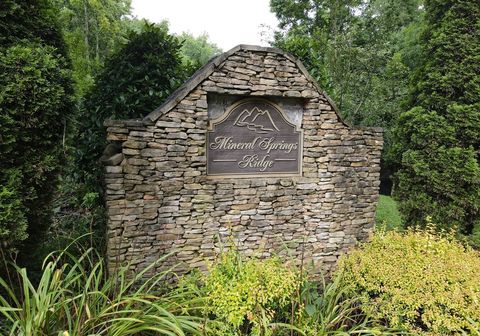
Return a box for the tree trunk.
[83,0,90,69]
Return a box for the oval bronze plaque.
[207,99,302,177]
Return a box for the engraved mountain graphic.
[233,107,279,134]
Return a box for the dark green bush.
[0,0,66,51]
[0,41,73,250]
[392,0,480,234]
[74,23,190,190]
[0,170,27,247]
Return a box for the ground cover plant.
[375,195,403,231]
[338,226,480,335]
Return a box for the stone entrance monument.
[103,45,383,277]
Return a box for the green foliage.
[394,143,479,231]
[175,246,401,335]
[270,0,423,128]
[0,171,28,246]
[338,228,480,335]
[0,245,203,335]
[470,224,480,250]
[392,0,480,234]
[51,0,132,95]
[0,41,74,250]
[297,276,403,336]
[408,1,480,113]
[272,25,328,88]
[271,0,358,96]
[375,195,403,231]
[74,22,189,190]
[202,249,298,335]
[179,32,222,68]
[0,0,66,51]
[41,175,106,264]
[270,0,425,182]
[0,239,413,335]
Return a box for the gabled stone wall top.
[103,45,383,277]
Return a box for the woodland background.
[0,1,479,335]
[0,0,479,289]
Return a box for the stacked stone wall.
[104,46,383,277]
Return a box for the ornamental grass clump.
[296,275,405,336]
[0,244,203,336]
[338,227,480,335]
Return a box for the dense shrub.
[0,0,66,51]
[202,249,298,335]
[392,0,480,234]
[0,0,74,261]
[0,42,73,250]
[74,23,190,191]
[338,228,480,335]
[0,171,27,246]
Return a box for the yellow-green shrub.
[203,249,298,335]
[337,228,480,335]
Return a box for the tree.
[270,0,424,193]
[271,0,360,96]
[0,0,74,251]
[392,0,480,236]
[74,23,190,191]
[0,0,67,51]
[270,0,422,127]
[51,0,132,95]
[178,32,222,68]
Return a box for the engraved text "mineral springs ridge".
[209,136,298,153]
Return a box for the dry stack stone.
[103,45,383,277]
